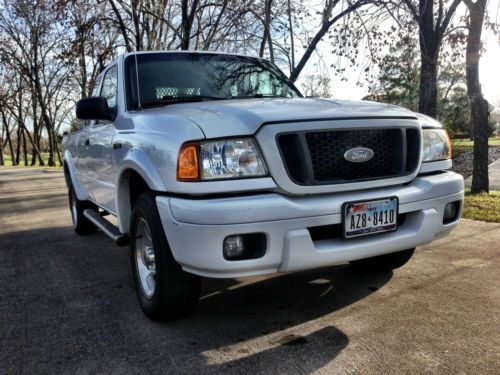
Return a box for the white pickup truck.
[63,51,464,321]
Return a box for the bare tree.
[289,0,373,82]
[302,73,333,97]
[0,0,75,166]
[180,0,200,49]
[464,0,489,193]
[66,1,118,98]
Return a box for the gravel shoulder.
[451,146,500,179]
[0,168,499,374]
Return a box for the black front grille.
[277,127,420,185]
[306,129,401,182]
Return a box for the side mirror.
[76,97,115,121]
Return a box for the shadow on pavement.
[0,221,392,374]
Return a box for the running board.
[83,209,129,247]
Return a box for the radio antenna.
[135,53,142,110]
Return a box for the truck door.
[75,122,93,194]
[86,65,118,213]
[76,73,104,197]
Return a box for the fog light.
[223,235,244,259]
[443,201,459,224]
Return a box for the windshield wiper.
[230,94,288,99]
[140,94,227,109]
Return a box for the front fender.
[63,150,90,201]
[115,148,168,233]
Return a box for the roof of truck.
[102,50,268,73]
[122,50,266,61]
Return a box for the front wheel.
[130,192,201,321]
[349,248,415,272]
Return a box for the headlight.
[422,129,451,162]
[177,138,268,181]
[201,138,268,180]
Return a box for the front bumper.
[157,171,464,278]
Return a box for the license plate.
[343,197,398,239]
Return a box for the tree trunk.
[0,129,4,165]
[416,0,439,118]
[131,0,142,50]
[36,117,45,166]
[465,0,488,193]
[33,68,56,166]
[15,91,23,165]
[108,0,132,51]
[22,128,28,166]
[46,126,55,167]
[78,33,88,98]
[2,111,16,165]
[418,42,439,117]
[258,33,267,57]
[30,100,39,166]
[51,127,63,166]
[15,124,21,165]
[259,0,274,62]
[266,0,275,63]
[18,121,44,166]
[180,0,200,50]
[287,0,295,72]
[289,23,329,82]
[402,0,462,117]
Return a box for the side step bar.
[83,209,129,247]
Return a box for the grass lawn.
[452,137,500,154]
[1,153,62,168]
[462,190,500,223]
[452,137,500,148]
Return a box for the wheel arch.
[63,150,90,201]
[115,154,168,233]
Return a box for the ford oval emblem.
[344,147,374,163]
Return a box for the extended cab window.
[101,65,118,109]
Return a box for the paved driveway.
[0,168,499,374]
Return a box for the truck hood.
[145,97,418,138]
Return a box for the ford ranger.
[62,51,464,321]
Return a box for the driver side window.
[91,73,103,98]
[100,65,118,109]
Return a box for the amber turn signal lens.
[177,143,200,181]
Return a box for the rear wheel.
[68,188,98,235]
[349,248,415,272]
[130,192,201,321]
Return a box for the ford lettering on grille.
[344,147,374,163]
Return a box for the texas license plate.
[343,197,398,239]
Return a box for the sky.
[295,1,500,107]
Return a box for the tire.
[349,248,415,272]
[68,187,98,235]
[130,192,201,321]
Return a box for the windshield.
[124,52,302,110]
